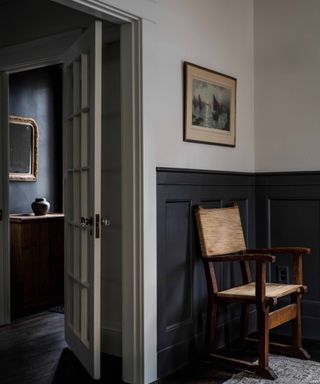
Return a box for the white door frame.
[0,2,147,383]
[0,73,10,326]
[120,20,144,384]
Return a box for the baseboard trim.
[157,333,203,379]
[101,326,122,357]
[157,309,257,379]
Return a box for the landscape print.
[184,62,236,146]
[192,78,231,131]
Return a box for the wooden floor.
[0,311,122,384]
[1,311,320,384]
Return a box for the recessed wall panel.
[165,201,192,330]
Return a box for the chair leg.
[205,300,217,354]
[258,304,269,368]
[258,304,277,380]
[241,303,250,340]
[292,293,311,359]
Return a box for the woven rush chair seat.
[195,205,311,380]
[217,282,305,300]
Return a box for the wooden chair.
[195,205,310,380]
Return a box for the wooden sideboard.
[10,213,64,318]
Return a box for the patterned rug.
[224,355,320,384]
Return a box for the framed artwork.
[184,62,237,147]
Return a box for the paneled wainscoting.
[255,172,320,341]
[157,168,256,378]
[157,169,320,379]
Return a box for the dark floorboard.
[1,312,320,384]
[0,311,123,384]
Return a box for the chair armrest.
[256,260,267,303]
[203,254,273,302]
[204,254,276,303]
[203,254,276,263]
[244,247,310,255]
[244,248,309,285]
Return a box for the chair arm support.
[203,254,276,263]
[244,247,310,255]
[255,260,267,303]
[293,254,304,285]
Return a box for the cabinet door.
[11,221,51,317]
[49,218,64,304]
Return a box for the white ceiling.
[0,0,114,48]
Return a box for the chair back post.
[240,258,252,284]
[203,261,218,296]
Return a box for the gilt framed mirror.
[9,115,39,181]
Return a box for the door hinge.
[95,213,100,239]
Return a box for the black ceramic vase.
[31,198,50,216]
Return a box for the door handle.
[101,217,111,227]
[80,216,93,229]
[0,209,2,221]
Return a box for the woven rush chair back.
[195,206,246,257]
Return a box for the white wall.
[254,0,320,171]
[96,0,255,172]
[152,0,255,171]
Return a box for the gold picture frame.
[9,115,39,181]
[184,62,237,147]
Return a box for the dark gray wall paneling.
[165,200,192,332]
[157,168,256,378]
[9,65,63,214]
[255,172,320,341]
[157,169,320,378]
